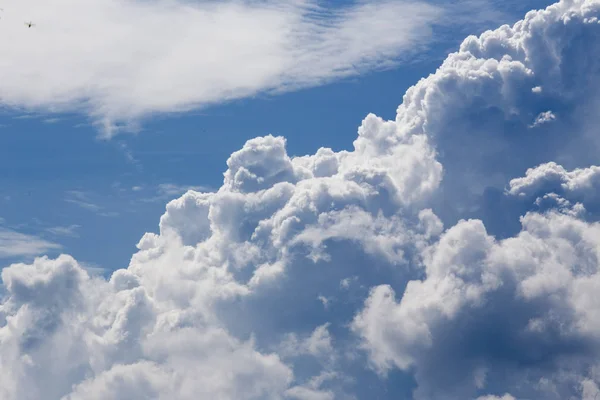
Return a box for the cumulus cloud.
[391,0,600,220]
[0,116,442,399]
[5,1,600,399]
[0,0,449,136]
[0,255,293,400]
[509,162,600,202]
[353,210,600,398]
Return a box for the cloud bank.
[0,0,445,136]
[4,1,600,399]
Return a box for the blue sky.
[9,1,600,400]
[0,0,554,272]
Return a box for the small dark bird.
[24,21,35,28]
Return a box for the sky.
[6,0,600,399]
[0,0,553,272]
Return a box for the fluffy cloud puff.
[353,210,600,399]
[4,1,600,399]
[508,162,600,216]
[395,0,600,225]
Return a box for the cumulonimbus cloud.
[4,1,600,399]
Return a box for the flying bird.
[24,21,35,28]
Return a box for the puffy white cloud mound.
[393,0,600,217]
[4,1,600,399]
[0,255,293,400]
[508,162,600,211]
[1,115,441,399]
[353,210,600,399]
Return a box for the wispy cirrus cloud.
[64,190,118,217]
[45,224,81,238]
[0,0,446,137]
[0,227,60,259]
[64,190,103,212]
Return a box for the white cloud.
[0,228,61,259]
[0,255,292,400]
[390,0,600,216]
[347,0,600,397]
[279,323,334,361]
[477,395,516,400]
[5,1,600,400]
[508,162,600,202]
[530,110,557,127]
[45,224,81,238]
[285,386,335,400]
[64,190,118,217]
[0,0,445,136]
[64,190,103,212]
[0,110,442,399]
[353,210,600,398]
